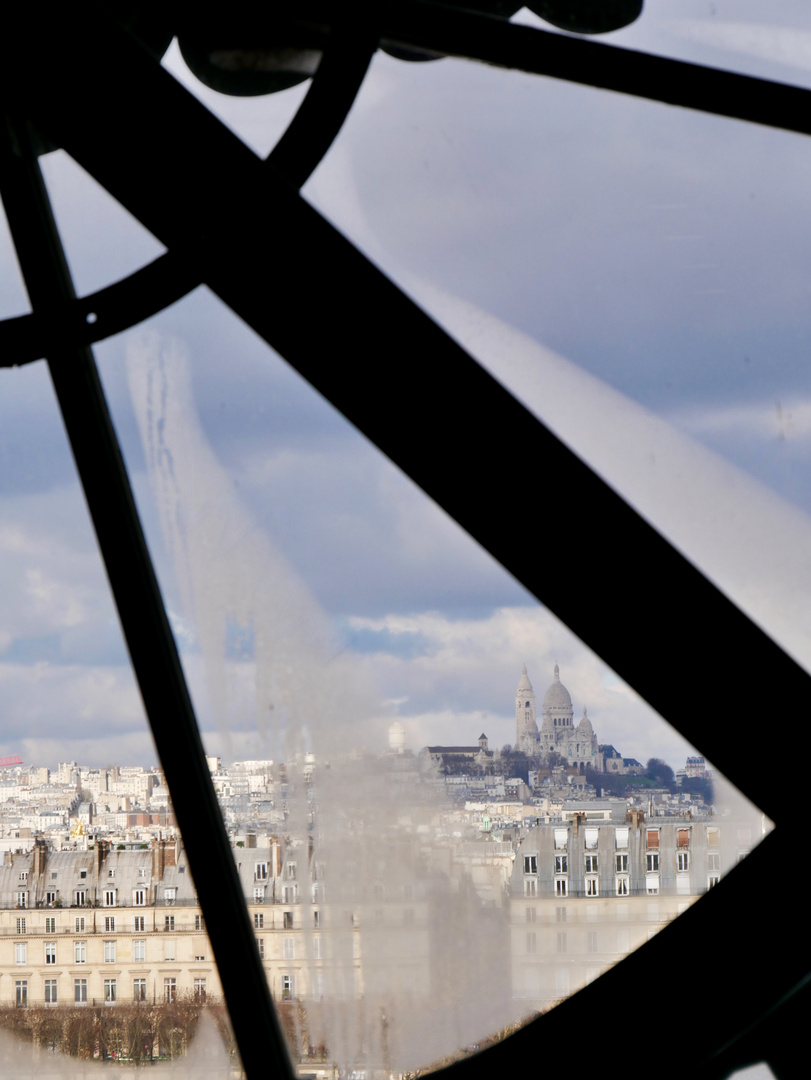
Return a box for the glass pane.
[1,10,791,1074]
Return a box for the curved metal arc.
[0,15,378,369]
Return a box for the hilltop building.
[424,733,494,770]
[516,664,604,771]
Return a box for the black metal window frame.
[0,6,806,1079]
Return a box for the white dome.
[543,664,572,711]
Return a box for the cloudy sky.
[1,2,810,786]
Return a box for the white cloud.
[350,607,696,768]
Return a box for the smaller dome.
[577,707,593,733]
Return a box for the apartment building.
[510,815,750,1009]
[0,836,365,1009]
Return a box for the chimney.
[152,838,166,882]
[32,837,47,882]
[94,839,105,880]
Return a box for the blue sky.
[1,4,810,780]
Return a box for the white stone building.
[516,664,604,771]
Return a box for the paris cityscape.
[0,663,764,1075]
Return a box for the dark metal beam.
[180,2,811,140]
[0,114,293,1080]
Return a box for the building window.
[283,886,296,904]
[523,855,537,874]
[646,853,660,873]
[164,888,176,904]
[15,943,26,965]
[615,853,628,873]
[164,978,177,1003]
[646,829,660,850]
[586,877,599,897]
[79,869,87,880]
[133,978,147,1002]
[108,869,116,879]
[103,890,116,907]
[74,942,86,964]
[554,828,568,850]
[585,854,599,873]
[139,868,148,878]
[195,914,205,930]
[164,915,175,931]
[283,911,293,929]
[19,871,28,881]
[677,828,690,849]
[104,979,117,1003]
[195,954,205,961]
[105,916,116,932]
[708,852,721,872]
[616,876,629,896]
[45,917,56,933]
[286,863,297,880]
[74,979,87,1004]
[677,851,690,872]
[526,932,537,953]
[16,891,27,908]
[75,917,85,933]
[258,938,265,959]
[45,979,57,1005]
[194,978,207,1001]
[133,940,146,962]
[313,911,320,928]
[74,890,86,907]
[253,886,265,902]
[46,891,58,905]
[584,827,598,850]
[133,889,146,906]
[555,855,568,874]
[164,940,175,961]
[105,941,116,963]
[133,915,146,932]
[313,936,323,959]
[255,862,268,880]
[524,879,537,897]
[282,974,294,1000]
[16,918,26,934]
[707,826,720,848]
[45,942,56,965]
[254,913,264,929]
[526,907,536,923]
[615,826,629,849]
[283,937,295,960]
[708,875,720,889]
[555,879,568,897]
[646,875,660,895]
[15,981,27,1007]
[556,932,567,953]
